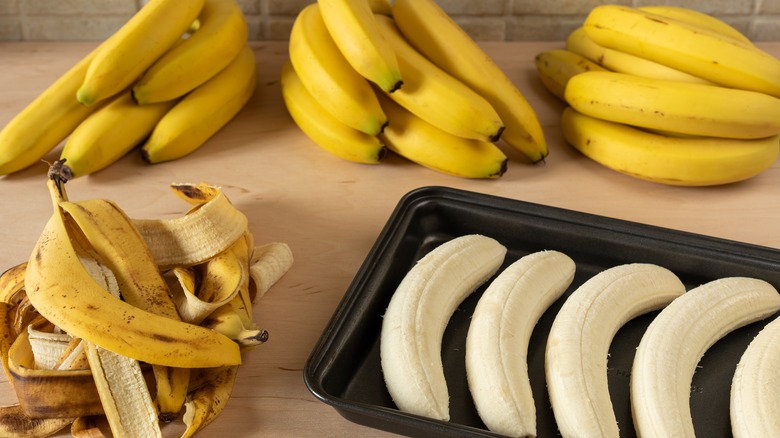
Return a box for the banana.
[545,263,686,438]
[0,405,72,438]
[730,317,780,437]
[24,168,242,368]
[565,27,712,84]
[376,92,508,179]
[132,0,248,104]
[316,0,402,93]
[392,0,547,162]
[77,0,206,105]
[374,15,505,143]
[583,5,780,97]
[201,303,269,349]
[380,234,507,421]
[132,183,249,270]
[288,3,387,136]
[465,250,576,437]
[0,46,103,175]
[638,5,752,44]
[139,44,257,164]
[59,91,177,177]
[631,277,780,437]
[181,365,239,438]
[58,197,192,421]
[533,49,608,101]
[565,71,780,139]
[560,107,780,186]
[280,60,387,164]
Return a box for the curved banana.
[638,5,752,44]
[317,0,402,93]
[132,0,248,104]
[375,15,504,143]
[77,0,205,106]
[583,5,780,97]
[380,234,507,421]
[377,92,507,179]
[534,49,608,101]
[631,277,780,438]
[566,27,711,84]
[24,172,242,369]
[60,91,177,177]
[280,60,387,164]
[465,250,575,437]
[730,316,780,438]
[560,107,780,186]
[545,263,685,438]
[565,71,780,139]
[288,3,387,136]
[140,44,257,164]
[0,46,103,175]
[392,0,547,162]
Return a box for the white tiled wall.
[2,0,780,42]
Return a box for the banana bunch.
[379,234,780,437]
[0,160,293,437]
[282,0,546,179]
[0,0,256,178]
[534,5,780,186]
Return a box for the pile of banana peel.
[0,160,293,437]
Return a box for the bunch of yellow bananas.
[535,5,780,186]
[0,0,257,178]
[0,160,293,437]
[281,0,547,179]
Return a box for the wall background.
[2,0,780,42]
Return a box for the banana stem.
[46,158,73,206]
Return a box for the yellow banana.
[392,0,547,162]
[638,5,752,44]
[140,44,257,164]
[565,71,780,139]
[375,15,505,143]
[201,303,269,349]
[280,60,387,164]
[583,5,780,97]
[24,169,242,368]
[132,0,248,104]
[317,0,402,93]
[566,27,712,84]
[60,91,178,177]
[560,107,780,186]
[58,198,191,422]
[533,49,608,101]
[77,0,206,106]
[377,92,507,179]
[288,3,387,136]
[0,47,103,175]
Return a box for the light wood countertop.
[1,41,780,437]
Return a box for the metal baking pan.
[304,186,780,437]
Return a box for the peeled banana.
[560,107,780,186]
[466,250,575,437]
[631,277,780,437]
[545,263,685,438]
[380,234,507,421]
[565,71,780,139]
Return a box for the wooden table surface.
[2,41,780,437]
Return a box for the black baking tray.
[303,186,780,437]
